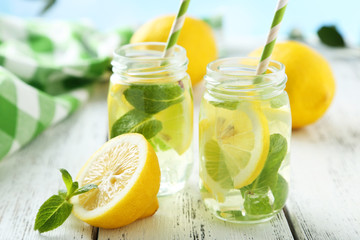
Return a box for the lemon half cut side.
[72,133,161,229]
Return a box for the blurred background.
[1,0,360,46]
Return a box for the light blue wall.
[1,0,359,44]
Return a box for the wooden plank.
[285,57,360,240]
[0,84,108,240]
[98,171,293,240]
[98,83,294,240]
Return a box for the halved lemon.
[71,133,161,229]
[201,102,270,189]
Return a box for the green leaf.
[244,187,273,215]
[111,109,162,139]
[209,100,239,110]
[68,181,79,197]
[149,136,171,152]
[202,15,223,29]
[317,25,346,47]
[72,184,98,197]
[58,189,67,199]
[270,93,288,109]
[34,195,73,233]
[39,0,56,15]
[240,134,288,215]
[117,28,134,45]
[272,174,289,210]
[252,134,288,190]
[242,174,288,215]
[59,169,73,193]
[124,83,184,114]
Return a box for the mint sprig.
[240,134,288,215]
[34,169,97,233]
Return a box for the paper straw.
[163,0,191,58]
[256,0,288,75]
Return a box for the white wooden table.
[0,46,359,240]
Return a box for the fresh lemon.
[249,41,336,128]
[201,102,270,189]
[155,89,193,155]
[130,15,218,85]
[71,133,160,229]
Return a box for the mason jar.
[109,42,194,196]
[199,57,291,223]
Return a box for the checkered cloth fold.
[0,15,131,160]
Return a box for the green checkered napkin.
[0,15,132,160]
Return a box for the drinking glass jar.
[109,42,194,196]
[199,57,291,223]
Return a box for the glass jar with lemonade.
[199,57,291,223]
[108,42,194,196]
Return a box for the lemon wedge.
[71,133,160,229]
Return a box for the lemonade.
[199,58,291,223]
[108,43,193,196]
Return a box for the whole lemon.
[131,15,218,85]
[250,41,336,128]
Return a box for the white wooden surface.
[285,50,360,240]
[0,47,359,240]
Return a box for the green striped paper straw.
[163,0,191,58]
[256,0,288,75]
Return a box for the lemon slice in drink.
[203,103,270,189]
[72,133,160,229]
[155,91,193,155]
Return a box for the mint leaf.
[72,184,98,197]
[68,181,79,197]
[124,83,184,114]
[317,25,346,47]
[39,0,56,15]
[244,187,273,215]
[34,195,73,233]
[209,100,239,110]
[111,109,162,139]
[240,134,288,215]
[58,189,67,199]
[270,93,288,109]
[272,174,288,210]
[242,174,288,216]
[149,136,171,152]
[202,15,223,30]
[252,134,288,190]
[59,169,73,193]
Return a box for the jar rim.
[111,42,188,84]
[204,57,287,99]
[206,57,285,79]
[113,42,187,62]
